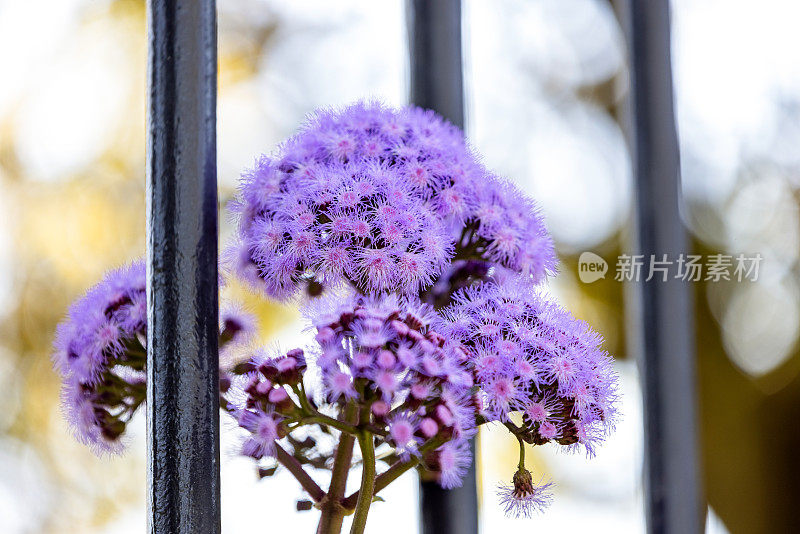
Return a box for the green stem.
[317,403,359,534]
[341,434,447,510]
[294,384,359,435]
[294,383,314,413]
[517,436,526,470]
[350,432,375,534]
[305,414,358,435]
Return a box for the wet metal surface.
[146,1,220,532]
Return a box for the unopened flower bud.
[420,417,439,438]
[268,387,294,413]
[255,379,273,397]
[377,350,396,369]
[372,400,390,418]
[411,383,431,400]
[435,404,454,427]
[259,361,279,381]
[277,357,296,373]
[286,348,307,370]
[268,387,289,404]
[316,327,337,346]
[390,320,409,336]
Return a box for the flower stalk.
[317,403,359,534]
[350,432,376,534]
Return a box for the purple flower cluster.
[441,281,619,456]
[52,261,147,453]
[228,294,478,488]
[52,260,255,454]
[312,295,476,473]
[232,101,556,300]
[51,101,621,525]
[227,348,308,458]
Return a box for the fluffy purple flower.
[52,261,147,453]
[53,260,257,454]
[441,280,619,455]
[53,261,146,383]
[388,413,420,459]
[232,102,476,299]
[225,292,481,489]
[457,178,558,283]
[435,439,472,489]
[238,408,284,459]
[306,294,476,439]
[232,101,557,301]
[498,468,554,518]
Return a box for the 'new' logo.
[578,252,608,283]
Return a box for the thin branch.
[275,442,326,503]
[329,403,360,497]
[293,383,359,435]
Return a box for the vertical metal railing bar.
[408,0,465,129]
[615,1,704,533]
[407,1,479,534]
[146,1,220,533]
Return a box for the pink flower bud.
[377,350,396,368]
[390,320,409,336]
[372,400,390,417]
[268,388,289,404]
[435,404,454,427]
[420,417,439,438]
[276,357,296,373]
[316,327,336,345]
[255,380,273,397]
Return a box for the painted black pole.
[615,1,704,533]
[146,1,220,533]
[408,0,465,131]
[407,2,479,534]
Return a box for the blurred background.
[0,0,798,532]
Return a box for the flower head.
[498,468,554,518]
[238,408,284,459]
[442,280,619,454]
[224,293,480,490]
[305,293,473,412]
[388,413,420,459]
[52,260,258,455]
[232,102,485,300]
[232,101,558,301]
[435,439,472,489]
[51,260,147,453]
[473,179,557,282]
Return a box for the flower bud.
[419,417,439,439]
[371,400,390,418]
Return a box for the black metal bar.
[407,0,465,128]
[615,1,704,533]
[146,1,220,533]
[407,2,478,534]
